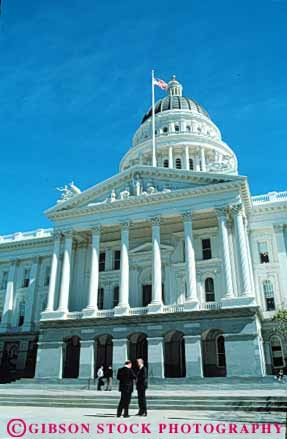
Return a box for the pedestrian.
[136,358,148,416]
[116,360,135,418]
[276,369,284,382]
[97,365,104,391]
[105,366,113,391]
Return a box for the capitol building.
[0,76,286,383]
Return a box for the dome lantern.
[167,75,183,96]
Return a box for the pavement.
[0,406,285,439]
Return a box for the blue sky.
[0,0,286,234]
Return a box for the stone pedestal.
[224,334,264,377]
[184,335,203,378]
[79,340,94,379]
[35,341,63,380]
[147,337,164,380]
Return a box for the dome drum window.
[175,158,182,169]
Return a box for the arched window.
[189,158,194,170]
[163,159,169,168]
[263,280,275,311]
[18,300,25,327]
[270,336,284,368]
[163,127,168,134]
[216,335,226,367]
[186,125,191,132]
[175,158,182,169]
[175,125,180,132]
[205,278,215,302]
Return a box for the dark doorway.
[201,329,226,377]
[164,331,186,378]
[24,340,38,378]
[0,342,19,382]
[95,334,113,373]
[62,336,80,378]
[128,333,148,370]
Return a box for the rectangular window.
[22,268,31,288]
[258,242,269,263]
[114,250,121,270]
[44,266,50,287]
[142,285,152,307]
[202,238,212,260]
[1,271,8,290]
[266,297,275,311]
[99,252,106,272]
[113,286,119,308]
[98,288,104,310]
[18,301,25,327]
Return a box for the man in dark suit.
[116,360,135,418]
[136,358,148,416]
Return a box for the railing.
[162,304,185,313]
[129,307,148,315]
[199,302,222,311]
[97,309,115,318]
[0,228,53,244]
[252,191,287,205]
[66,312,83,319]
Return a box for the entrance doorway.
[62,336,80,378]
[128,333,148,370]
[201,329,226,377]
[164,331,186,378]
[95,334,113,374]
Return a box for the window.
[142,285,152,307]
[263,280,275,311]
[99,252,106,272]
[22,268,31,288]
[202,238,212,260]
[216,335,226,367]
[258,242,269,263]
[175,158,182,169]
[175,125,180,132]
[44,266,50,287]
[1,271,8,290]
[114,250,121,270]
[98,288,104,310]
[163,127,168,134]
[205,278,215,302]
[163,159,169,168]
[189,158,194,170]
[186,125,191,132]
[271,336,284,368]
[113,286,119,308]
[18,300,25,327]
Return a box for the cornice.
[0,236,53,252]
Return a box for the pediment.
[45,165,247,218]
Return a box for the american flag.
[153,78,168,90]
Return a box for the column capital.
[230,203,243,216]
[120,221,130,230]
[151,216,161,226]
[53,230,63,240]
[90,225,101,235]
[274,224,285,233]
[215,206,229,219]
[182,211,192,222]
[62,230,74,239]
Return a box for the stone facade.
[0,76,286,382]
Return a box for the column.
[195,149,201,171]
[273,224,287,305]
[114,222,130,315]
[35,341,63,379]
[1,261,17,329]
[79,340,95,379]
[148,217,162,313]
[168,146,173,168]
[44,231,61,313]
[216,208,234,301]
[200,147,206,171]
[182,212,199,310]
[147,337,164,380]
[83,226,101,316]
[57,231,73,314]
[224,334,264,377]
[23,256,39,331]
[184,335,203,378]
[232,205,252,296]
[184,145,190,170]
[112,338,128,375]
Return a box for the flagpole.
[151,69,156,167]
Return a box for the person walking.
[97,365,104,391]
[136,358,148,416]
[105,366,113,391]
[116,360,135,418]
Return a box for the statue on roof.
[56,181,81,203]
